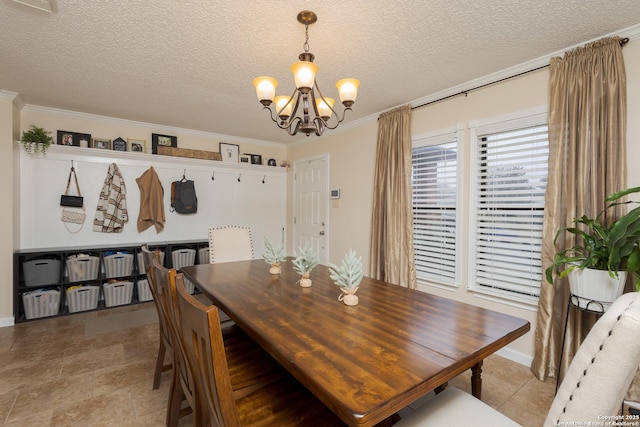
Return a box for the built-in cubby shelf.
[13,239,209,323]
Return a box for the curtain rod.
[412,37,629,111]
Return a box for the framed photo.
[112,137,127,152]
[220,142,239,162]
[239,155,250,164]
[57,130,91,147]
[91,138,111,150]
[152,133,177,154]
[127,138,146,153]
[250,154,263,165]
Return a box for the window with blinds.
[472,124,548,300]
[412,133,458,285]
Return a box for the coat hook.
[211,171,215,181]
[262,175,266,184]
[237,173,241,182]
[182,169,186,181]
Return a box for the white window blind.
[473,124,548,299]
[412,133,458,285]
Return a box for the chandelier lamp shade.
[252,11,360,137]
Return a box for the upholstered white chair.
[395,292,640,427]
[208,225,254,264]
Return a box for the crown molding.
[0,90,25,109]
[20,104,284,148]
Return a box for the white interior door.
[293,155,328,264]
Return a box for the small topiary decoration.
[262,238,286,275]
[292,246,319,287]
[20,124,54,156]
[328,249,363,306]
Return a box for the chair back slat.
[175,273,241,427]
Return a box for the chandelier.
[252,11,360,137]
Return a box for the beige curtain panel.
[532,37,627,383]
[369,105,417,289]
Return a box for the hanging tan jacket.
[136,167,165,233]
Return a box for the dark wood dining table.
[181,259,530,427]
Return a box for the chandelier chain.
[303,24,310,53]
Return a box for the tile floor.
[0,302,557,426]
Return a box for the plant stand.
[557,293,608,392]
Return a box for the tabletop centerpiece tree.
[292,246,319,288]
[262,238,286,275]
[328,249,363,306]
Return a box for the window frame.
[468,107,548,305]
[411,124,464,288]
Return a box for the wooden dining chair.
[152,258,288,426]
[140,244,172,390]
[208,225,254,264]
[394,292,640,426]
[174,272,346,427]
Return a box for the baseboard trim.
[495,346,533,368]
[0,317,15,328]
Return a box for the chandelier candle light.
[252,10,360,137]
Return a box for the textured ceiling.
[1,1,639,144]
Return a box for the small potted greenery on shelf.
[19,124,54,156]
[292,246,319,288]
[262,238,286,275]
[545,187,640,305]
[328,249,363,306]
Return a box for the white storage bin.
[172,248,196,294]
[137,278,154,302]
[137,250,165,275]
[66,285,100,313]
[198,247,210,265]
[171,248,196,269]
[22,289,60,320]
[66,255,99,282]
[23,259,61,287]
[103,281,134,307]
[104,253,134,278]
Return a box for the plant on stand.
[546,187,640,306]
[19,124,54,156]
[328,249,363,306]
[292,246,319,288]
[262,238,286,275]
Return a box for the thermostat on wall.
[330,188,341,199]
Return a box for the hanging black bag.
[170,174,197,214]
[60,166,84,207]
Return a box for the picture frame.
[250,154,263,165]
[127,138,146,153]
[112,137,127,152]
[57,130,91,147]
[152,133,177,154]
[91,138,111,150]
[220,142,240,162]
[239,155,250,164]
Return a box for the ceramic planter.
[568,267,626,309]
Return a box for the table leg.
[434,382,448,394]
[471,361,483,399]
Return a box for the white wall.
[18,146,286,254]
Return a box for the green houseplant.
[20,124,54,156]
[545,187,640,294]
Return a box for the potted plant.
[20,124,54,156]
[292,246,318,288]
[545,187,640,305]
[328,249,363,306]
[262,238,285,275]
